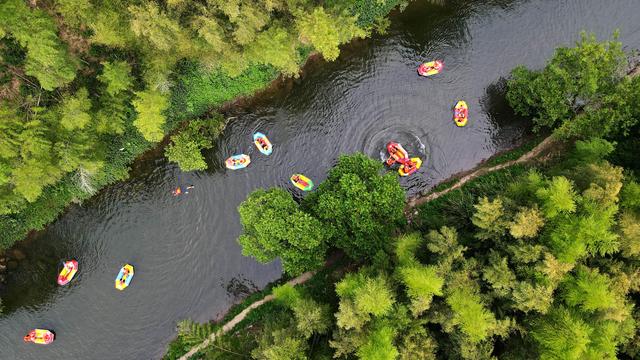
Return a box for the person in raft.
[257,137,269,151]
[120,268,130,285]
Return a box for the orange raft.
[23,329,55,345]
[385,142,409,166]
[398,157,422,177]
[57,260,78,286]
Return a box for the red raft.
[24,329,55,345]
[385,142,409,166]
[57,260,78,286]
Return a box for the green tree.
[132,90,168,142]
[296,7,366,61]
[531,306,592,360]
[482,252,516,297]
[53,0,93,29]
[509,206,544,239]
[620,180,640,211]
[536,176,577,219]
[335,272,395,330]
[356,321,399,360]
[165,117,223,171]
[471,196,509,240]
[506,32,625,134]
[445,273,498,343]
[305,153,405,260]
[59,88,92,131]
[98,61,133,96]
[562,266,618,313]
[245,25,300,76]
[619,211,640,258]
[0,0,77,90]
[397,265,443,316]
[238,188,327,275]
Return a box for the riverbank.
[0,2,409,255]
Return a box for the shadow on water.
[481,78,533,148]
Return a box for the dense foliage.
[0,0,407,249]
[507,32,640,139]
[303,153,406,259]
[237,153,405,275]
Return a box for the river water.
[1,0,639,359]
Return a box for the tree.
[305,153,405,260]
[531,306,592,360]
[98,61,133,96]
[272,284,332,338]
[620,180,640,211]
[398,321,437,360]
[562,266,618,313]
[59,88,92,131]
[296,7,366,61]
[445,273,498,343]
[506,32,626,135]
[165,117,223,171]
[397,265,443,316]
[471,196,509,240]
[129,3,187,53]
[509,206,544,239]
[53,0,93,29]
[536,176,577,219]
[356,321,399,360]
[0,0,77,90]
[335,272,395,330]
[619,211,640,258]
[482,252,516,297]
[132,90,168,142]
[245,25,300,76]
[238,188,327,275]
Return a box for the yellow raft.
[115,264,134,291]
[454,101,468,127]
[398,158,422,177]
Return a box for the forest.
[166,35,640,359]
[0,0,406,248]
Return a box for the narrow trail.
[405,135,556,210]
[178,271,315,360]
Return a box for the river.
[1,0,639,358]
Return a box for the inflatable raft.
[57,260,78,286]
[454,101,468,127]
[253,132,272,155]
[115,264,134,291]
[418,60,443,77]
[23,329,55,345]
[225,154,251,170]
[291,174,314,191]
[385,142,409,166]
[398,157,422,177]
